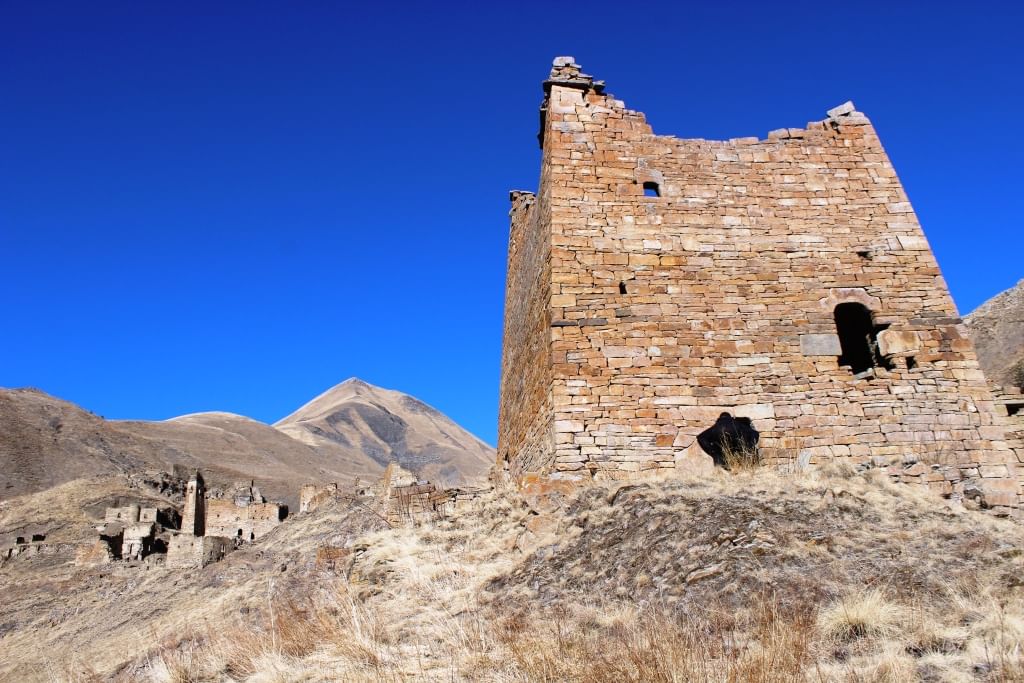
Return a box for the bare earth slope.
[113,412,355,505]
[965,278,1024,389]
[0,388,154,498]
[2,467,1023,681]
[0,379,494,504]
[274,378,494,487]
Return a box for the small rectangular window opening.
[856,249,872,260]
[642,181,660,197]
[1008,403,1023,417]
[906,356,917,370]
[619,281,628,294]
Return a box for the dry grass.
[818,589,905,642]
[719,437,761,472]
[21,466,1024,682]
[122,472,1024,683]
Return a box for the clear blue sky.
[2,2,1021,445]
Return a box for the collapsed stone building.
[1,532,53,563]
[75,503,179,565]
[299,482,339,514]
[167,471,286,568]
[498,57,1021,511]
[301,465,485,526]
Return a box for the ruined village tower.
[498,58,1020,510]
[181,470,205,536]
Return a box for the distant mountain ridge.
[965,279,1024,390]
[274,378,494,487]
[0,379,494,503]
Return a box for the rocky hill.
[965,278,1024,390]
[275,378,494,488]
[1,465,1022,681]
[0,379,493,504]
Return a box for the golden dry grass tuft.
[818,589,905,642]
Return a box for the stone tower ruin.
[498,57,1020,510]
[181,470,205,536]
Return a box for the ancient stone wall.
[75,540,113,567]
[497,186,555,479]
[499,57,1020,510]
[104,505,140,524]
[995,387,1024,468]
[204,500,283,541]
[166,534,233,569]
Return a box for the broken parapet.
[545,56,603,92]
[825,100,871,126]
[538,55,605,147]
[767,100,872,141]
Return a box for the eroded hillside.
[4,465,1023,682]
[0,379,494,505]
[966,278,1024,390]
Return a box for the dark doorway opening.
[697,413,760,470]
[834,302,893,375]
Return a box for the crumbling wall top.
[544,56,604,93]
[538,56,606,148]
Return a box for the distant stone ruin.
[300,464,486,526]
[1,533,61,563]
[299,482,339,514]
[75,503,178,566]
[167,471,286,568]
[371,463,485,526]
[995,386,1024,470]
[498,57,1021,513]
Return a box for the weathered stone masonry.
[498,57,1020,509]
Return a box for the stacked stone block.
[498,57,1020,510]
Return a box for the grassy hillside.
[6,464,1022,682]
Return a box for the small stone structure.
[368,463,486,526]
[1,534,60,563]
[299,482,339,514]
[301,468,485,524]
[205,481,285,542]
[498,57,1020,512]
[167,471,286,568]
[78,502,178,565]
[166,534,233,569]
